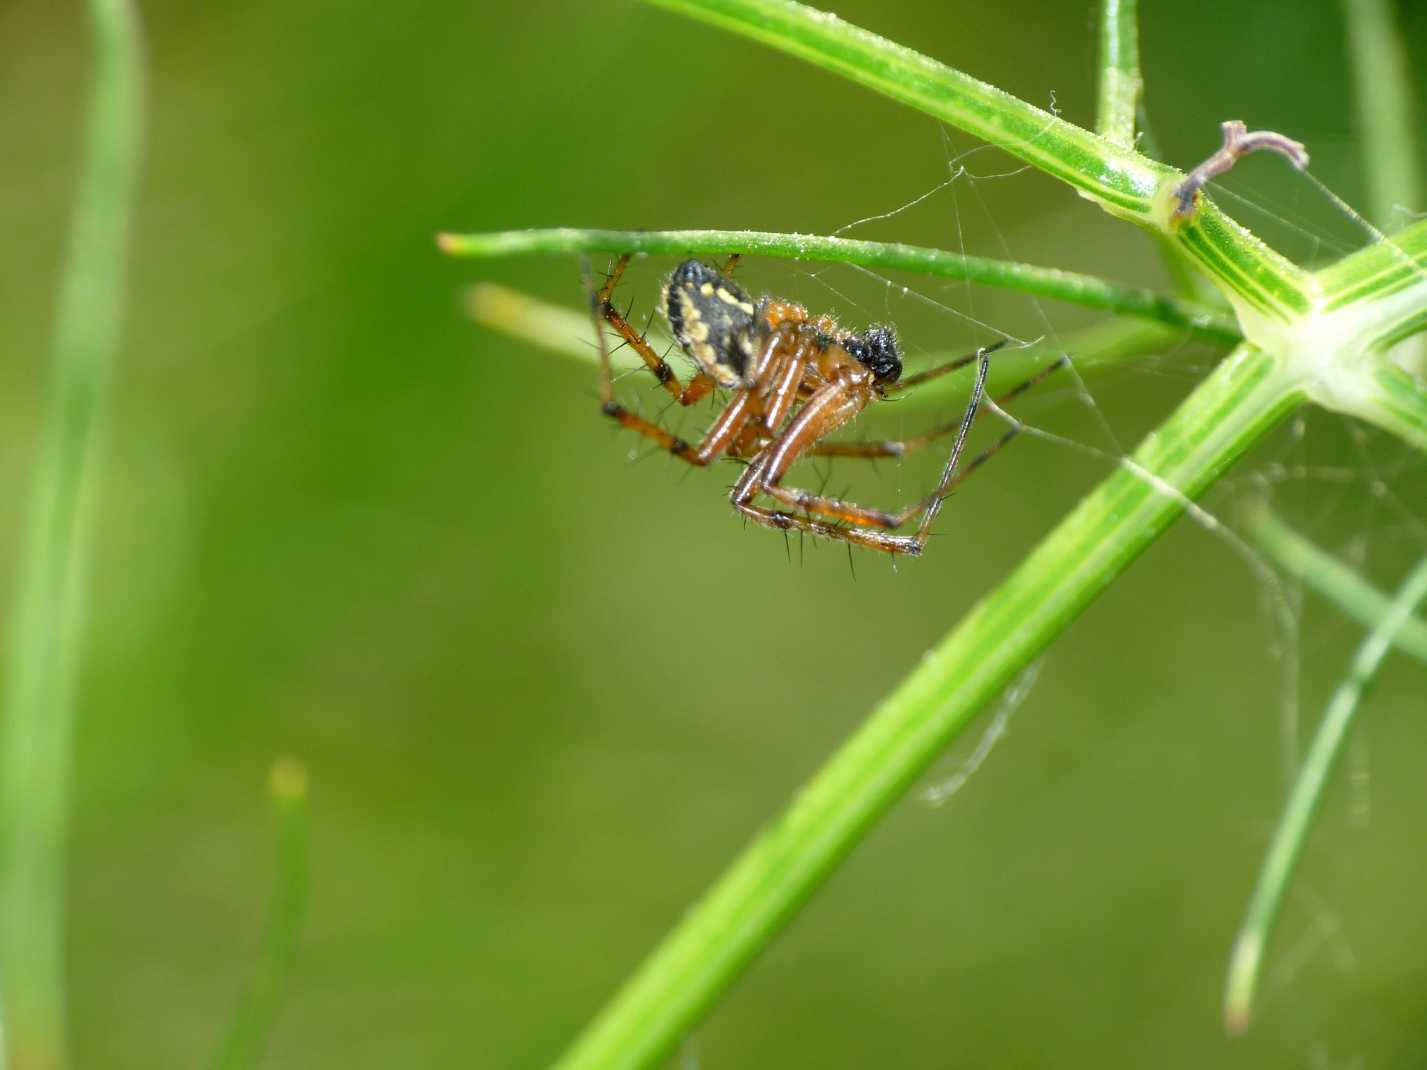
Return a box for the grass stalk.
[1317,218,1427,311]
[439,228,1239,343]
[0,1,143,1066]
[208,760,311,1070]
[1340,0,1421,232]
[1223,552,1427,1034]
[1094,0,1140,148]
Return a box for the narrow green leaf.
[0,2,144,1065]
[439,228,1240,342]
[1317,218,1427,313]
[551,346,1303,1070]
[1341,0,1422,232]
[1095,0,1141,149]
[1224,553,1427,1034]
[209,760,312,1070]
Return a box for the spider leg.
[757,340,812,434]
[586,258,757,466]
[759,358,990,530]
[732,381,915,539]
[730,450,930,554]
[890,339,1007,391]
[811,354,1070,459]
[593,254,713,405]
[731,356,994,555]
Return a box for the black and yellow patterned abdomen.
[659,259,758,388]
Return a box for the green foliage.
[0,1,142,1065]
[4,0,1424,1067]
[439,3,1427,1068]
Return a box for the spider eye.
[855,325,902,383]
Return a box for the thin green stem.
[639,0,1313,319]
[1094,0,1212,310]
[551,346,1303,1070]
[1095,0,1140,149]
[1223,553,1427,1034]
[1317,218,1427,312]
[1242,501,1427,664]
[209,761,311,1070]
[1307,220,1427,359]
[0,2,143,1067]
[1340,0,1421,232]
[439,228,1240,343]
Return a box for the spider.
[588,254,1067,556]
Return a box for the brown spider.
[589,254,1066,556]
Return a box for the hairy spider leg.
[758,334,816,434]
[729,355,991,555]
[762,355,994,530]
[798,353,1070,550]
[587,259,801,466]
[892,338,1008,391]
[810,353,1071,459]
[595,254,717,406]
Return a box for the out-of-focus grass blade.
[209,760,312,1070]
[1244,500,1427,664]
[1224,555,1427,1034]
[0,1,144,1066]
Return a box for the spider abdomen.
[659,259,757,388]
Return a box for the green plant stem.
[209,760,311,1070]
[1317,218,1427,312]
[1092,0,1213,308]
[1340,0,1421,232]
[1223,553,1427,1034]
[0,1,143,1066]
[551,345,1303,1070]
[1095,0,1140,148]
[1305,221,1427,357]
[638,0,1313,319]
[1242,501,1427,664]
[439,228,1240,343]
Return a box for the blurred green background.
[2,1,1426,1067]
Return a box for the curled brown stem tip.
[1172,120,1310,219]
